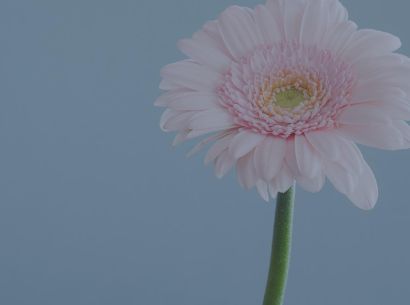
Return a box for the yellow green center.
[275,88,305,108]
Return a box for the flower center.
[275,87,305,108]
[258,78,313,117]
[218,42,356,138]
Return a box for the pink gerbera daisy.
[155,0,410,210]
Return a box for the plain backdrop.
[0,0,409,304]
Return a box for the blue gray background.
[0,0,409,304]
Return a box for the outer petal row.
[210,129,379,210]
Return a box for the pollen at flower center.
[274,87,306,108]
[258,78,314,116]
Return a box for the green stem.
[263,186,295,305]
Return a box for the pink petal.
[168,92,221,111]
[295,135,322,178]
[281,0,306,41]
[337,104,391,125]
[341,30,401,63]
[325,144,377,210]
[335,141,365,174]
[265,0,286,37]
[187,131,230,158]
[268,181,278,199]
[354,54,406,80]
[351,84,405,105]
[327,0,348,23]
[218,6,262,59]
[189,109,234,131]
[159,78,180,91]
[172,131,190,146]
[160,109,192,132]
[162,111,194,132]
[275,164,295,193]
[254,5,281,45]
[364,100,410,121]
[177,38,231,72]
[285,139,300,177]
[160,60,221,92]
[256,180,270,202]
[198,20,233,60]
[296,173,325,193]
[214,150,235,178]
[305,130,342,161]
[228,130,265,159]
[347,162,378,210]
[236,150,258,189]
[325,161,356,195]
[253,136,286,181]
[155,89,191,107]
[205,132,237,164]
[299,0,327,46]
[325,21,357,54]
[337,123,407,150]
[392,121,410,146]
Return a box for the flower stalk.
[263,186,295,305]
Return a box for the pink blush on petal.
[217,41,356,138]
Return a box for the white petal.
[337,123,407,150]
[335,141,365,174]
[268,181,278,199]
[187,131,230,158]
[160,109,192,132]
[326,146,377,210]
[177,38,231,72]
[205,132,236,164]
[168,92,221,111]
[189,109,235,131]
[194,20,233,60]
[337,104,390,125]
[214,150,235,178]
[160,60,221,92]
[325,161,356,195]
[172,131,190,146]
[347,162,378,210]
[284,139,300,176]
[236,150,258,189]
[218,6,262,59]
[324,21,357,54]
[275,164,295,193]
[299,0,327,46]
[229,130,265,159]
[163,112,194,132]
[253,136,286,181]
[254,5,281,45]
[341,30,401,63]
[297,172,325,193]
[265,0,286,37]
[305,130,342,161]
[256,180,270,202]
[159,78,180,91]
[364,99,410,121]
[354,54,407,80]
[281,0,306,41]
[295,135,322,178]
[327,0,348,23]
[186,128,230,140]
[307,131,366,174]
[351,84,405,105]
[154,89,190,107]
[392,121,410,146]
[356,65,410,90]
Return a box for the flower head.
[156,0,410,210]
